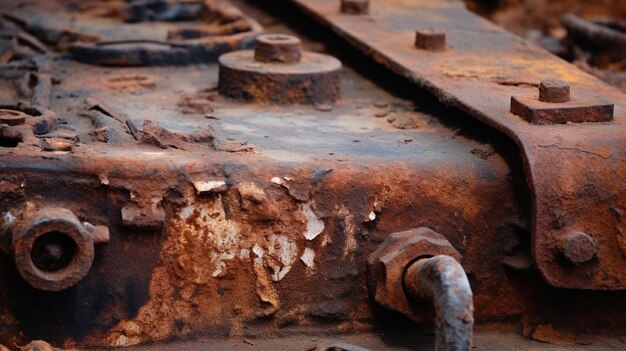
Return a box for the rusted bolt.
[415,28,446,51]
[538,78,570,103]
[218,37,342,104]
[366,227,461,320]
[340,0,369,14]
[0,109,28,126]
[13,208,96,291]
[254,34,302,64]
[562,231,597,265]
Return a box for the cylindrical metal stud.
[415,28,446,51]
[539,78,571,103]
[254,34,302,64]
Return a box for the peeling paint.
[252,244,265,265]
[301,247,315,268]
[193,180,227,194]
[302,203,324,240]
[267,234,297,281]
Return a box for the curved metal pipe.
[403,255,474,351]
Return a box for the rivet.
[563,231,597,265]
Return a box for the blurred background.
[464,0,626,91]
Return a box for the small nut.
[341,0,369,14]
[366,227,461,321]
[539,78,570,103]
[415,28,446,51]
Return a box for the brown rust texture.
[286,0,626,290]
[0,0,625,349]
[4,0,263,66]
[0,147,524,348]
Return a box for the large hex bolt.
[368,228,473,351]
[366,227,462,319]
[13,207,108,291]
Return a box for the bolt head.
[539,78,570,103]
[341,0,369,15]
[414,28,446,51]
[563,231,597,265]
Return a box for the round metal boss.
[14,208,95,291]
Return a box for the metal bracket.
[288,0,626,289]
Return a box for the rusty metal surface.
[3,0,263,66]
[285,0,626,290]
[0,0,625,349]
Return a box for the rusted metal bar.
[404,255,474,351]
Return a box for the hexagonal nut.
[366,227,461,320]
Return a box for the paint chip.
[193,180,227,194]
[301,247,315,268]
[302,203,324,240]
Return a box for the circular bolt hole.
[31,232,78,272]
